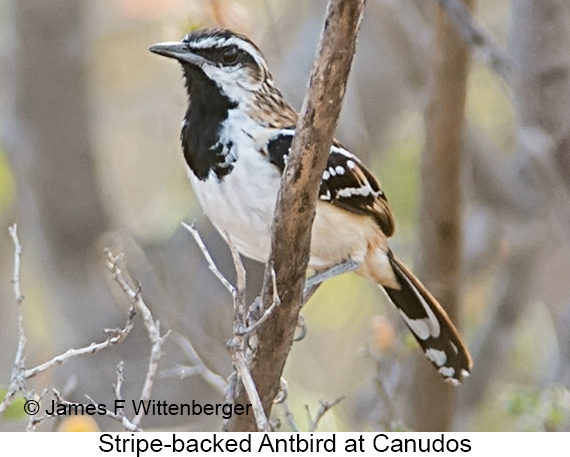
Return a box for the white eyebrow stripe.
[188,36,226,49]
[189,36,266,70]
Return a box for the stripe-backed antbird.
[150,27,472,384]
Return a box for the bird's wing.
[266,130,394,237]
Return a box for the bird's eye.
[221,46,239,65]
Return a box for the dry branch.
[104,249,170,427]
[184,223,272,431]
[164,332,227,396]
[225,0,366,432]
[435,0,512,84]
[0,226,136,425]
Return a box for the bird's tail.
[382,252,472,385]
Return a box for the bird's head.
[150,28,273,107]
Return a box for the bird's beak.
[149,41,209,67]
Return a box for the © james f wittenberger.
[40,399,251,420]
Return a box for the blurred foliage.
[467,63,515,154]
[0,390,27,421]
[478,384,570,432]
[376,110,423,241]
[0,145,14,215]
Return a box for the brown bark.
[225,0,366,432]
[407,0,474,432]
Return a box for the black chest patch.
[181,67,237,181]
[266,130,294,172]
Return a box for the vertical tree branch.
[225,0,366,432]
[407,0,475,432]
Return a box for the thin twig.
[280,401,301,432]
[435,0,513,85]
[183,222,236,296]
[1,227,137,422]
[8,224,24,304]
[23,307,136,379]
[224,233,272,432]
[185,224,274,430]
[105,249,170,427]
[308,397,345,432]
[170,332,227,396]
[241,269,281,335]
[232,351,271,432]
[304,259,359,303]
[0,225,27,416]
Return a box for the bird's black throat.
[181,66,238,180]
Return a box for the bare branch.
[85,363,142,432]
[104,249,170,427]
[280,401,301,432]
[184,222,276,430]
[225,0,366,432]
[183,222,236,296]
[8,224,24,304]
[23,310,135,380]
[224,233,271,432]
[240,269,280,335]
[435,0,513,84]
[303,259,360,303]
[0,225,27,416]
[170,332,227,396]
[307,397,345,432]
[232,351,271,432]
[279,397,344,432]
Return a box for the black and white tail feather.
[149,27,473,385]
[384,253,471,385]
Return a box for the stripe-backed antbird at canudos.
[149,27,472,384]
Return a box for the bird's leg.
[303,259,360,304]
[294,259,360,342]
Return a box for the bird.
[149,27,472,384]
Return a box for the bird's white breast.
[188,109,280,262]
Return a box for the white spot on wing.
[439,366,455,378]
[337,186,371,198]
[335,166,345,175]
[347,160,356,169]
[329,167,336,177]
[331,145,353,158]
[425,349,447,367]
[323,170,330,180]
